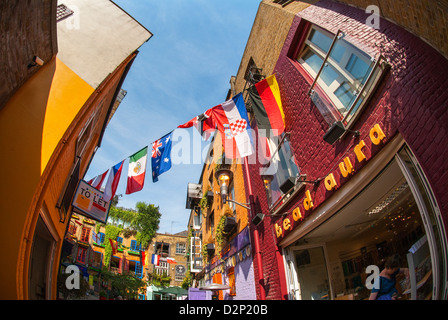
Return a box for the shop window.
[261,133,300,209]
[284,146,447,300]
[396,147,448,299]
[295,24,389,138]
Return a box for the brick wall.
[0,0,58,109]
[246,0,448,300]
[334,0,448,60]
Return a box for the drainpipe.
[243,158,266,300]
[229,76,266,299]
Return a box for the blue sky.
[85,0,261,234]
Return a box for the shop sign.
[274,123,387,239]
[72,180,111,223]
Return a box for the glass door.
[286,245,331,300]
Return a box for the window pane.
[346,53,370,83]
[320,64,340,87]
[334,82,354,108]
[303,50,323,74]
[329,42,345,63]
[309,29,332,53]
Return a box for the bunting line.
[85,75,283,200]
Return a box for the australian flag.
[151,131,173,182]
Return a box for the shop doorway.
[285,245,331,300]
[28,215,57,299]
[284,146,447,300]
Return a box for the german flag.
[248,74,285,136]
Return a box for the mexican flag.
[126,146,148,194]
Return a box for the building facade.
[148,232,189,287]
[234,0,448,300]
[186,132,257,300]
[0,0,152,299]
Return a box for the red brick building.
[242,0,448,300]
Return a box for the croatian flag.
[103,160,125,201]
[209,93,254,158]
[151,254,160,266]
[151,131,173,182]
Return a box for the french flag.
[103,160,124,201]
[209,93,254,158]
[151,254,160,266]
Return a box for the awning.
[159,286,188,296]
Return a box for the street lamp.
[215,168,233,204]
[214,168,250,210]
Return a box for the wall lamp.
[215,167,250,210]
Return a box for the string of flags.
[86,75,285,202]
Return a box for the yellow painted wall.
[0,57,94,299]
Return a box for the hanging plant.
[202,243,208,263]
[199,188,211,210]
[104,225,123,267]
[215,216,228,249]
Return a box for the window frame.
[176,242,186,255]
[80,227,91,243]
[76,246,88,264]
[295,23,389,136]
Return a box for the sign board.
[72,180,110,223]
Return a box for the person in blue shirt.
[369,254,409,300]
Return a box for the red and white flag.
[87,169,109,190]
[166,257,176,264]
[178,108,214,140]
[208,93,254,158]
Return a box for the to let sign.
[72,180,110,223]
